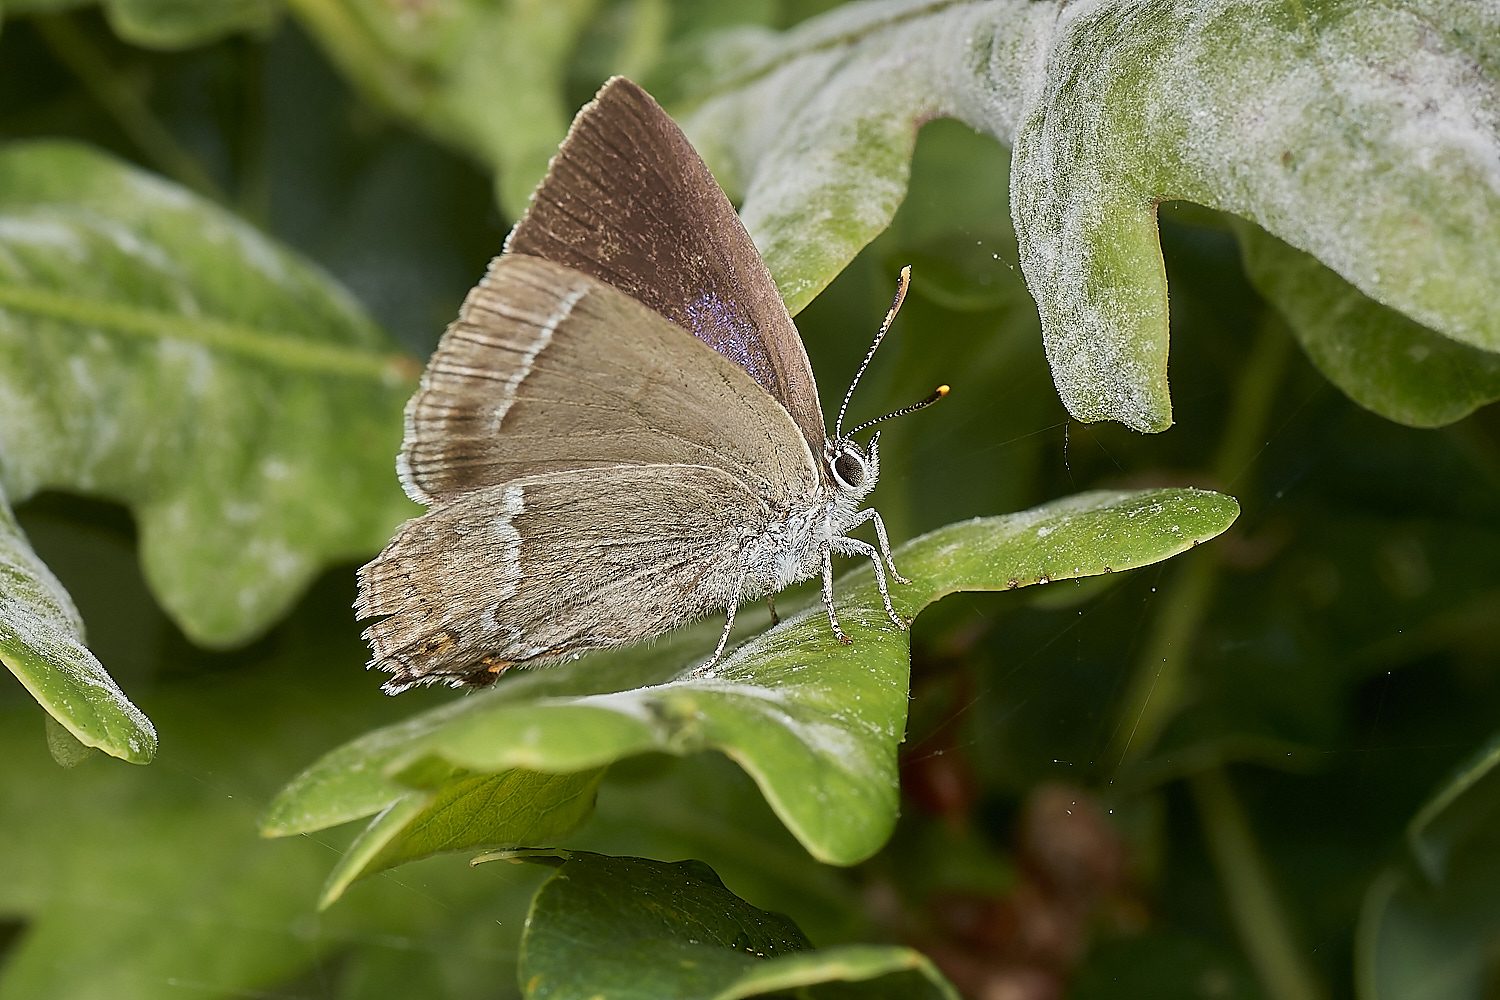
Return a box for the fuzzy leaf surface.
[0,140,417,648]
[676,0,1500,431]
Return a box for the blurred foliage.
[0,2,1497,1000]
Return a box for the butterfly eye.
[833,449,867,490]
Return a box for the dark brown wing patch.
[505,76,828,454]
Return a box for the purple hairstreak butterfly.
[357,77,945,693]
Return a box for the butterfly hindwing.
[358,464,769,691]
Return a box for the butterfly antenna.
[845,384,949,438]
[836,265,911,438]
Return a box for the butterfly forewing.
[505,76,829,457]
[398,254,819,505]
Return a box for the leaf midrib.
[0,283,420,383]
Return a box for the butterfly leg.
[690,569,748,677]
[766,594,780,625]
[833,535,908,629]
[848,508,911,585]
[821,542,852,644]
[709,601,738,664]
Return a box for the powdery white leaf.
[0,141,417,648]
[677,0,1500,431]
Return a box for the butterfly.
[356,77,943,693]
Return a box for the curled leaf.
[677,1,1499,431]
[0,483,155,763]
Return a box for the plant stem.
[1106,311,1293,769]
[1190,766,1326,1000]
[32,13,227,204]
[1211,312,1296,489]
[1108,310,1322,1000]
[1105,547,1217,770]
[280,0,429,121]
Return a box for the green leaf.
[0,481,155,763]
[320,768,607,908]
[577,752,875,946]
[0,139,418,648]
[1356,731,1500,1000]
[1235,221,1500,429]
[43,712,100,767]
[265,488,1239,898]
[285,0,600,218]
[1007,0,1500,431]
[676,2,1499,431]
[512,850,958,1000]
[1356,867,1500,1000]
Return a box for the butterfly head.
[827,264,946,504]
[826,433,881,502]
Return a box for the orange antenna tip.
[844,382,950,438]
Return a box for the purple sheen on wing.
[683,292,779,397]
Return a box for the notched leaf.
[674,2,1498,432]
[1015,1,1500,430]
